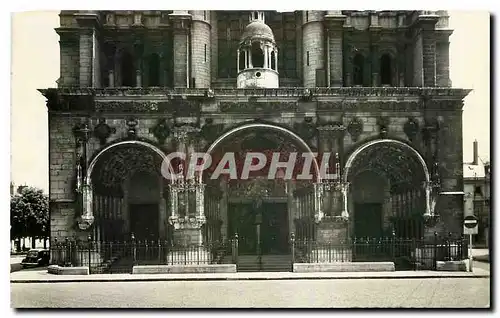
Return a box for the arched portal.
[86,141,173,243]
[202,122,321,255]
[343,139,430,240]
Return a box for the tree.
[10,186,49,250]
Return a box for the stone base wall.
[132,264,236,274]
[294,262,395,272]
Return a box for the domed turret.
[237,11,279,88]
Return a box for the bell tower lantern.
[237,11,279,88]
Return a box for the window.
[305,11,308,22]
[306,51,310,66]
[251,42,264,68]
[148,53,160,87]
[121,50,136,87]
[474,186,483,196]
[239,50,245,71]
[353,54,364,86]
[380,54,392,85]
[270,51,276,70]
[204,44,207,63]
[204,11,207,20]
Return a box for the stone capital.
[77,214,94,230]
[317,124,346,138]
[172,125,201,144]
[169,215,206,230]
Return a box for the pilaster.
[324,13,346,87]
[75,12,100,88]
[169,11,192,88]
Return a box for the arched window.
[239,50,245,71]
[380,54,392,86]
[270,51,276,70]
[121,50,136,87]
[148,53,160,87]
[251,42,264,68]
[353,54,364,86]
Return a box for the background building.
[40,10,470,270]
[463,140,490,247]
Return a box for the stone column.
[371,44,379,87]
[325,13,346,87]
[169,11,192,88]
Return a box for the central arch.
[202,122,321,183]
[201,122,321,257]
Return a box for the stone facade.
[42,10,469,253]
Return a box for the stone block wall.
[436,110,465,236]
[173,30,189,88]
[59,39,79,87]
[412,34,424,86]
[79,31,93,88]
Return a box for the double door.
[228,202,288,255]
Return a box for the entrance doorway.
[228,202,289,255]
[354,203,383,238]
[129,204,159,241]
[261,203,288,254]
[228,203,255,254]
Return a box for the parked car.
[21,249,50,268]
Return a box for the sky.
[9,11,491,193]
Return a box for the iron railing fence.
[49,233,468,273]
[292,234,468,270]
[50,237,238,274]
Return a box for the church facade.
[41,10,469,267]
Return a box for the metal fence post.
[131,233,136,266]
[433,231,438,270]
[65,238,71,267]
[234,233,239,266]
[447,232,452,261]
[87,235,92,273]
[53,238,58,265]
[391,229,396,262]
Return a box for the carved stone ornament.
[403,117,419,142]
[168,215,207,230]
[93,118,116,145]
[200,118,225,144]
[126,117,139,139]
[317,121,346,138]
[293,117,317,141]
[150,118,171,144]
[347,117,363,142]
[172,124,201,144]
[377,116,390,137]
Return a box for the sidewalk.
[10,267,490,284]
[472,248,490,263]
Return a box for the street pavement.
[11,276,490,308]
